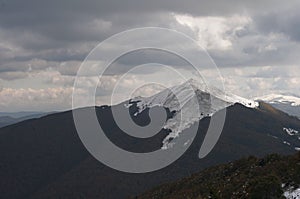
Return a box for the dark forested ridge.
[136,152,300,199]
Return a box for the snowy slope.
[255,94,300,106]
[255,94,300,118]
[129,79,258,149]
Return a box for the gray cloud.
[0,71,28,80]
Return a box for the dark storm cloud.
[255,6,300,42]
[0,0,299,78]
[0,0,296,46]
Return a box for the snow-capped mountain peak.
[129,79,258,149]
[254,94,300,118]
[255,94,300,106]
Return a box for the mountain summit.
[130,79,258,149]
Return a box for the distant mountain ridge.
[0,111,46,118]
[255,93,300,106]
[0,112,52,128]
[255,94,300,118]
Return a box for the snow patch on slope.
[284,187,300,199]
[283,127,299,136]
[283,141,291,146]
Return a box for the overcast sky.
[0,0,300,112]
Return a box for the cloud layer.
[0,0,300,111]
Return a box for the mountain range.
[0,80,299,198]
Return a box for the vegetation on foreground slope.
[136,152,300,199]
